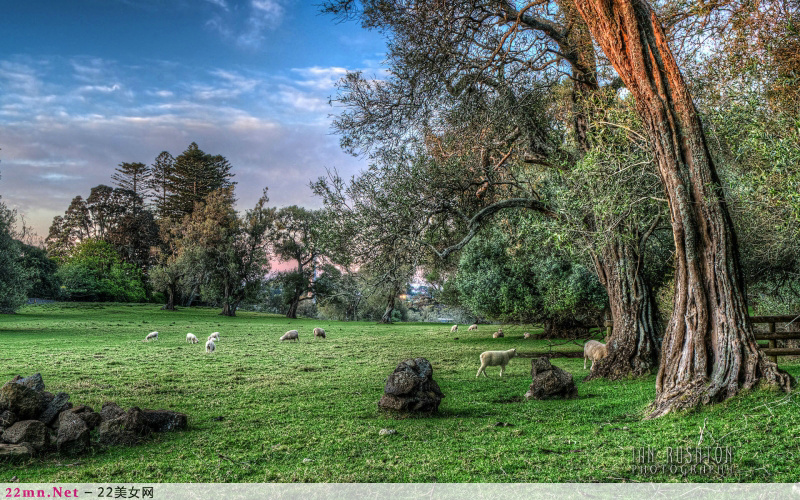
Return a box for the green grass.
[2,303,800,482]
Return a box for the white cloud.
[0,61,43,94]
[39,173,83,182]
[206,0,286,49]
[291,66,349,90]
[79,84,122,93]
[277,87,329,113]
[205,0,229,9]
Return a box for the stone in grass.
[0,443,34,461]
[98,407,151,446]
[141,409,188,432]
[378,357,444,413]
[39,392,71,426]
[13,373,45,392]
[99,402,125,422]
[0,410,17,431]
[1,420,49,451]
[379,428,397,436]
[70,406,102,430]
[0,383,46,420]
[524,358,577,400]
[56,411,90,455]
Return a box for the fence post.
[769,322,777,363]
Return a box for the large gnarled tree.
[571,0,792,415]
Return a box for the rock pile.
[378,357,445,413]
[0,374,187,460]
[524,358,578,400]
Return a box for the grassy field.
[1,303,800,483]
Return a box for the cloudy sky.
[0,0,386,238]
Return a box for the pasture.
[2,303,800,482]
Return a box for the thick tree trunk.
[574,0,793,415]
[286,296,300,319]
[589,240,660,379]
[380,292,395,324]
[564,0,662,379]
[162,284,176,311]
[219,283,236,317]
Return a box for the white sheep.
[206,339,216,353]
[468,324,478,331]
[584,340,608,370]
[450,324,458,333]
[280,330,299,342]
[476,348,518,377]
[143,331,158,342]
[493,330,504,338]
[208,332,220,341]
[186,333,198,344]
[313,327,326,339]
[523,332,531,339]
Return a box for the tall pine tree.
[111,161,150,213]
[150,151,174,218]
[162,143,235,220]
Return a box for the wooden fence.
[520,315,800,363]
[751,315,800,363]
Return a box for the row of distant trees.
[0,143,317,317]
[0,141,452,320]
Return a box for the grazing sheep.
[280,330,299,342]
[450,324,458,333]
[313,327,326,339]
[476,348,518,377]
[206,339,216,353]
[493,330,504,338]
[523,332,531,339]
[468,324,478,331]
[209,332,220,341]
[186,333,198,344]
[584,340,608,370]
[143,331,158,342]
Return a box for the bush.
[56,239,147,302]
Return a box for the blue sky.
[0,0,386,238]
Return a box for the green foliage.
[0,200,30,313]
[19,242,60,299]
[46,185,158,270]
[268,270,313,316]
[455,224,607,325]
[56,239,146,302]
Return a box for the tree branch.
[426,197,559,259]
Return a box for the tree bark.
[380,291,396,324]
[574,0,793,415]
[220,285,237,316]
[555,0,663,379]
[220,302,237,317]
[589,240,661,379]
[286,296,299,319]
[162,284,176,311]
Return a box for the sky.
[0,0,387,239]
